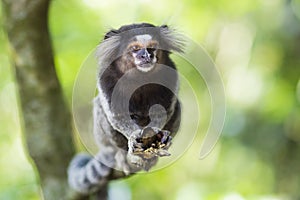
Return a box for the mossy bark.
[1,1,92,199]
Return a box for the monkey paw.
[128,127,172,160]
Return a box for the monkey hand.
[127,127,172,171]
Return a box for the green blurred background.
[1,0,300,199]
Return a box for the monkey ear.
[104,29,119,40]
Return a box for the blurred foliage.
[1,0,300,199]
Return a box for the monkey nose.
[137,49,151,63]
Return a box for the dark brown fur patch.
[115,53,136,73]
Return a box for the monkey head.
[96,23,184,74]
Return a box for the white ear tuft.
[95,35,121,67]
[160,25,185,53]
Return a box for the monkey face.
[127,34,158,72]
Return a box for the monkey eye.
[147,47,157,53]
[131,45,141,52]
[146,44,158,52]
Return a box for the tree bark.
[1,0,93,199]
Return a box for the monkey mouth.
[137,63,155,72]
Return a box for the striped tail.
[67,153,111,194]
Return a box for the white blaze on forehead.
[135,34,152,43]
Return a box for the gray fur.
[160,26,185,53]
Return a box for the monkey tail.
[67,153,111,194]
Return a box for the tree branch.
[1,0,88,199]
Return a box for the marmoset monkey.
[68,23,183,194]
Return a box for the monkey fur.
[68,23,183,194]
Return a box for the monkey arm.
[110,113,141,138]
[97,89,142,139]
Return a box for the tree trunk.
[1,0,99,199]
